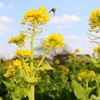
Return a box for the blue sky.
[0,0,100,59]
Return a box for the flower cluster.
[93,46,100,52]
[4,59,30,77]
[75,49,80,53]
[57,65,70,72]
[54,59,60,64]
[15,49,31,57]
[21,6,50,25]
[93,46,100,57]
[67,53,81,61]
[89,7,100,29]
[81,54,86,58]
[45,33,64,49]
[78,70,96,81]
[8,34,27,47]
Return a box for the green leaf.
[37,63,53,71]
[11,87,23,100]
[0,97,3,100]
[2,81,12,88]
[72,80,87,99]
[19,69,27,77]
[91,58,100,68]
[91,94,100,100]
[26,77,39,83]
[48,93,55,99]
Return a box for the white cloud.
[0,44,3,47]
[0,49,6,58]
[0,16,14,22]
[71,43,92,54]
[63,35,97,55]
[0,49,14,59]
[49,14,81,24]
[0,2,4,7]
[8,5,13,8]
[57,25,72,29]
[0,23,13,35]
[65,35,88,41]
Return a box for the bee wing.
[49,9,52,13]
[53,12,55,16]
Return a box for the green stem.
[30,85,35,100]
[86,80,88,89]
[97,83,100,97]
[37,46,53,68]
[37,53,47,68]
[30,28,35,100]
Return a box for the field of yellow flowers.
[1,6,100,100]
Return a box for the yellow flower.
[13,59,22,67]
[89,8,100,29]
[78,76,82,81]
[79,72,86,77]
[23,64,30,72]
[65,68,70,72]
[50,62,53,65]
[97,53,100,57]
[23,6,50,25]
[45,33,64,49]
[54,59,60,64]
[20,21,25,25]
[4,70,12,77]
[81,54,86,58]
[8,34,27,47]
[15,49,31,57]
[75,49,80,53]
[7,65,13,69]
[93,46,100,53]
[89,71,96,77]
[93,47,98,52]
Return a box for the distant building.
[54,51,69,65]
[54,51,90,65]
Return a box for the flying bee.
[49,8,56,16]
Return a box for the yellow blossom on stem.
[93,46,100,53]
[22,6,50,25]
[78,76,82,81]
[4,70,12,77]
[45,33,64,49]
[8,34,27,47]
[15,49,31,57]
[81,54,86,58]
[93,47,98,52]
[20,21,26,25]
[54,59,60,64]
[89,7,100,29]
[13,59,22,67]
[75,49,80,53]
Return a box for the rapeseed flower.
[57,65,69,72]
[13,59,22,67]
[78,70,96,81]
[8,34,27,47]
[81,54,86,58]
[89,7,100,29]
[22,6,50,25]
[75,49,80,53]
[93,46,100,57]
[54,59,60,64]
[45,33,64,49]
[15,49,31,57]
[4,60,30,77]
[4,70,12,77]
